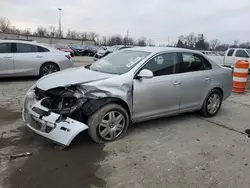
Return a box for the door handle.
[205,77,211,81]
[173,81,181,86]
[36,55,43,58]
[4,56,12,59]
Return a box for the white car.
[0,40,73,77]
[224,48,250,69]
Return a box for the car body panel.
[133,74,181,122]
[23,98,88,146]
[0,52,14,76]
[23,47,232,146]
[13,52,45,76]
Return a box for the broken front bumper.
[22,96,88,146]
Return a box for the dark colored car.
[85,45,98,56]
[70,45,88,56]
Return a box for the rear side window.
[38,46,49,52]
[179,53,211,73]
[227,49,235,56]
[0,43,11,53]
[16,43,38,53]
[235,50,249,58]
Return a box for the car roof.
[123,47,202,54]
[0,39,56,51]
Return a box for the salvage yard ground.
[1,57,250,188]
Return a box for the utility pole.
[126,29,129,45]
[168,36,170,46]
[58,8,62,37]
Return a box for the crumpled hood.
[36,67,113,91]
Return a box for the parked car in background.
[70,45,87,56]
[0,40,73,77]
[51,44,75,57]
[223,48,250,69]
[85,45,98,56]
[94,45,132,61]
[23,47,232,146]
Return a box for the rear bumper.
[22,96,88,146]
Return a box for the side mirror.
[136,69,153,79]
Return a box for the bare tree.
[185,33,197,49]
[108,35,123,45]
[79,32,88,40]
[0,17,11,32]
[137,37,147,46]
[66,29,79,39]
[48,26,57,37]
[87,32,99,42]
[101,36,107,45]
[34,26,48,36]
[210,39,220,50]
[9,26,21,34]
[21,28,32,35]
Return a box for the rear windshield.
[246,50,250,55]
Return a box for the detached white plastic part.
[23,98,88,146]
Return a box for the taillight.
[65,55,71,60]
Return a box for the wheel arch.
[211,87,224,99]
[81,97,131,121]
[39,61,60,75]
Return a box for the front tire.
[87,104,129,143]
[200,89,222,117]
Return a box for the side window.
[227,49,235,56]
[235,50,249,58]
[16,43,38,53]
[142,52,177,77]
[37,46,49,52]
[0,43,11,53]
[180,53,211,73]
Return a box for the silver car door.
[13,43,44,76]
[0,42,14,76]
[133,52,181,121]
[178,52,212,111]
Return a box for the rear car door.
[0,42,14,76]
[178,52,212,111]
[13,43,46,76]
[133,52,181,121]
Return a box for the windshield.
[246,50,250,55]
[89,50,150,74]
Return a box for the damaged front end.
[22,85,107,146]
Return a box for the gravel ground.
[1,59,250,188]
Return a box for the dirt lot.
[1,57,250,188]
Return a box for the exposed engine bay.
[33,85,122,124]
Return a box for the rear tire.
[200,89,222,117]
[87,104,129,143]
[39,63,60,77]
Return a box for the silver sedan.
[23,47,232,146]
[0,40,73,77]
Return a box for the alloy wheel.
[207,93,221,114]
[98,111,125,141]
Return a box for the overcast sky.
[1,0,250,44]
